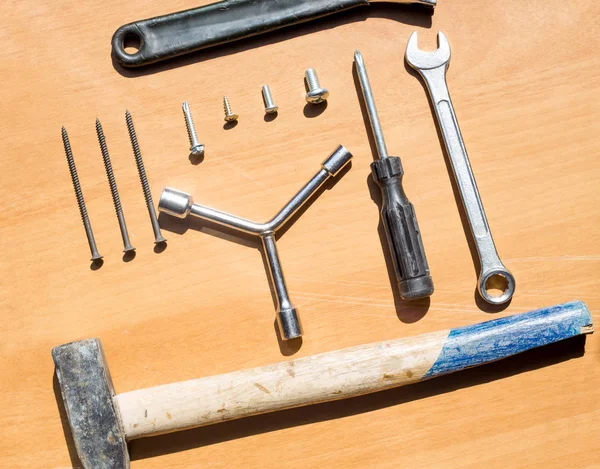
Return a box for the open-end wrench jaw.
[405,31,451,71]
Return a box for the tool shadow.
[112,4,433,77]
[157,163,351,356]
[351,64,431,324]
[402,61,511,313]
[124,335,586,463]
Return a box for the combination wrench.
[405,31,515,305]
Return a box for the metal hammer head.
[405,31,451,71]
[53,339,129,469]
[158,187,194,218]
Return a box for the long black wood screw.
[125,110,166,244]
[61,127,103,261]
[96,118,136,253]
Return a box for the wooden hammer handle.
[116,301,592,439]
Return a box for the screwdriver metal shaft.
[354,50,433,300]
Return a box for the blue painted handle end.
[424,301,593,378]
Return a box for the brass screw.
[223,96,239,122]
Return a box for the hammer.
[53,301,592,468]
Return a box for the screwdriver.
[354,50,434,300]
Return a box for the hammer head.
[52,339,129,469]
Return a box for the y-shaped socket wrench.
[406,32,515,305]
[158,146,352,340]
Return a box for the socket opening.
[484,273,509,298]
[122,32,142,55]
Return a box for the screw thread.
[182,102,200,146]
[305,69,320,91]
[96,119,123,216]
[62,127,89,226]
[125,111,154,210]
[223,96,233,117]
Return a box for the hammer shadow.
[53,372,84,469]
[403,61,510,313]
[112,4,433,77]
[128,335,587,462]
[351,59,430,323]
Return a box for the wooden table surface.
[2,1,599,467]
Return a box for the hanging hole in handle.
[122,32,142,55]
[479,270,515,305]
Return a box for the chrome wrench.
[405,31,515,305]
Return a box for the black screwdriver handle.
[371,157,434,300]
[112,0,369,67]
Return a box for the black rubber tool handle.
[371,157,434,300]
[112,0,369,67]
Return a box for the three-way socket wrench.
[158,145,352,340]
[406,32,515,305]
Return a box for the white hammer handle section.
[117,330,448,439]
[115,301,593,439]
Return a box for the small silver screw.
[262,85,279,114]
[182,102,205,157]
[304,68,329,104]
[125,110,167,245]
[223,96,239,122]
[61,126,103,262]
[96,118,135,254]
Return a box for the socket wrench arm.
[158,146,353,339]
[265,145,351,232]
[262,234,302,339]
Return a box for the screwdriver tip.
[354,49,363,64]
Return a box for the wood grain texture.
[0,1,599,468]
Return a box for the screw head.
[265,105,279,114]
[190,144,205,157]
[224,114,239,122]
[154,234,167,244]
[306,88,329,104]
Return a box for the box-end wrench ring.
[406,31,515,305]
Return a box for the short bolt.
[261,85,279,114]
[223,96,239,122]
[181,102,205,157]
[304,68,329,104]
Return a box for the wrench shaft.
[422,71,503,270]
